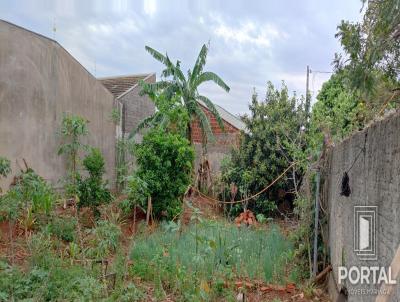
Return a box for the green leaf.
[194,71,230,92]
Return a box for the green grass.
[130,220,294,300]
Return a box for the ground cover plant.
[130,218,296,301]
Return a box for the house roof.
[197,100,246,131]
[99,73,154,99]
[100,72,245,131]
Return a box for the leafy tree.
[129,129,194,219]
[310,72,364,144]
[134,44,230,144]
[222,82,306,216]
[335,0,400,98]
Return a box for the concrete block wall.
[324,112,400,301]
[119,74,155,137]
[0,20,116,190]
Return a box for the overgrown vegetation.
[3,3,398,298]
[221,83,307,217]
[130,219,295,300]
[0,169,55,222]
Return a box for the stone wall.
[324,112,400,301]
[0,20,116,190]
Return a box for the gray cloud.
[0,0,362,114]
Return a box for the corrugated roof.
[99,74,153,99]
[197,100,246,131]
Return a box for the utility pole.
[305,65,311,123]
[313,169,320,277]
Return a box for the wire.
[311,70,333,74]
[190,160,299,205]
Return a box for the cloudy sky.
[0,0,362,114]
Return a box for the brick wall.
[191,104,239,144]
[191,104,241,174]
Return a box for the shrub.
[48,216,77,242]
[77,148,112,218]
[0,256,104,301]
[0,170,55,221]
[130,129,195,219]
[0,157,11,179]
[83,148,105,178]
[86,220,121,259]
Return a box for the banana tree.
[132,44,230,145]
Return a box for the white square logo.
[354,206,377,260]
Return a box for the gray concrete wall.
[119,74,155,137]
[0,20,116,190]
[324,112,400,301]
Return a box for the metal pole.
[313,169,320,277]
[305,65,311,122]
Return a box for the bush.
[0,257,104,301]
[77,148,112,218]
[0,157,11,178]
[48,216,77,242]
[86,220,121,259]
[0,170,55,221]
[129,129,195,219]
[83,148,105,178]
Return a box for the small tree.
[58,113,88,196]
[77,148,112,218]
